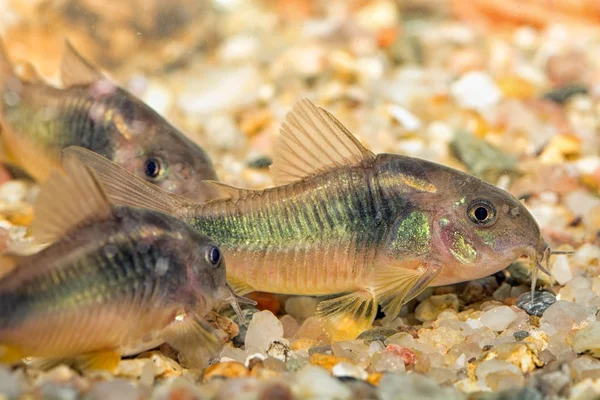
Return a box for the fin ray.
[30,152,112,244]
[162,314,224,368]
[316,290,378,341]
[63,146,192,216]
[271,99,375,185]
[60,40,104,87]
[374,263,442,319]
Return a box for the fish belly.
[225,241,370,296]
[0,302,174,358]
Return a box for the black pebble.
[248,156,273,169]
[513,330,530,342]
[542,84,588,105]
[516,291,556,317]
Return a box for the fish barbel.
[0,37,217,201]
[0,154,242,371]
[67,99,556,341]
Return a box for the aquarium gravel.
[1,0,600,399]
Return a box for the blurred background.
[2,0,600,257]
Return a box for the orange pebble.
[248,292,281,315]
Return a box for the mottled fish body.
[68,99,551,340]
[0,155,233,370]
[0,38,217,201]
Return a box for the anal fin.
[26,349,121,372]
[227,276,256,297]
[316,290,378,341]
[75,350,121,372]
[161,313,224,368]
[374,263,442,319]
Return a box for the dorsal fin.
[14,62,43,83]
[62,146,193,216]
[200,181,256,203]
[271,99,376,185]
[30,152,112,245]
[60,40,104,87]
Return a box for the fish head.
[376,155,550,284]
[409,161,548,282]
[185,239,228,313]
[109,89,217,201]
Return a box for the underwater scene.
[0,0,599,399]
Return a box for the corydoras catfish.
[67,99,558,341]
[0,37,217,201]
[0,154,244,371]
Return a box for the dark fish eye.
[467,200,497,226]
[144,157,162,179]
[207,246,221,266]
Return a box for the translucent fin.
[63,146,192,216]
[60,40,104,87]
[316,290,378,341]
[374,263,441,319]
[227,275,256,297]
[162,314,223,368]
[0,344,25,364]
[272,98,376,185]
[0,35,16,95]
[30,152,112,245]
[198,181,258,203]
[27,350,120,372]
[14,61,43,83]
[75,350,121,372]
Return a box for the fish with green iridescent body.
[67,99,556,341]
[0,154,245,371]
[0,37,217,201]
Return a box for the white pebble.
[295,366,352,400]
[387,104,421,131]
[0,181,28,204]
[331,362,368,380]
[202,115,246,151]
[552,255,573,286]
[451,71,502,112]
[480,306,517,332]
[244,310,284,353]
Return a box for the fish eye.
[144,157,162,179]
[467,200,497,226]
[207,246,221,266]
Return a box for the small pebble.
[573,321,600,357]
[248,156,273,169]
[295,366,352,400]
[450,71,502,111]
[202,361,249,382]
[516,291,556,317]
[331,362,368,381]
[414,294,459,322]
[356,327,398,343]
[513,331,530,342]
[245,310,284,353]
[480,306,517,332]
[542,84,588,105]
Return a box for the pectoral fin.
[227,276,256,297]
[162,313,224,368]
[316,290,378,341]
[374,263,441,319]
